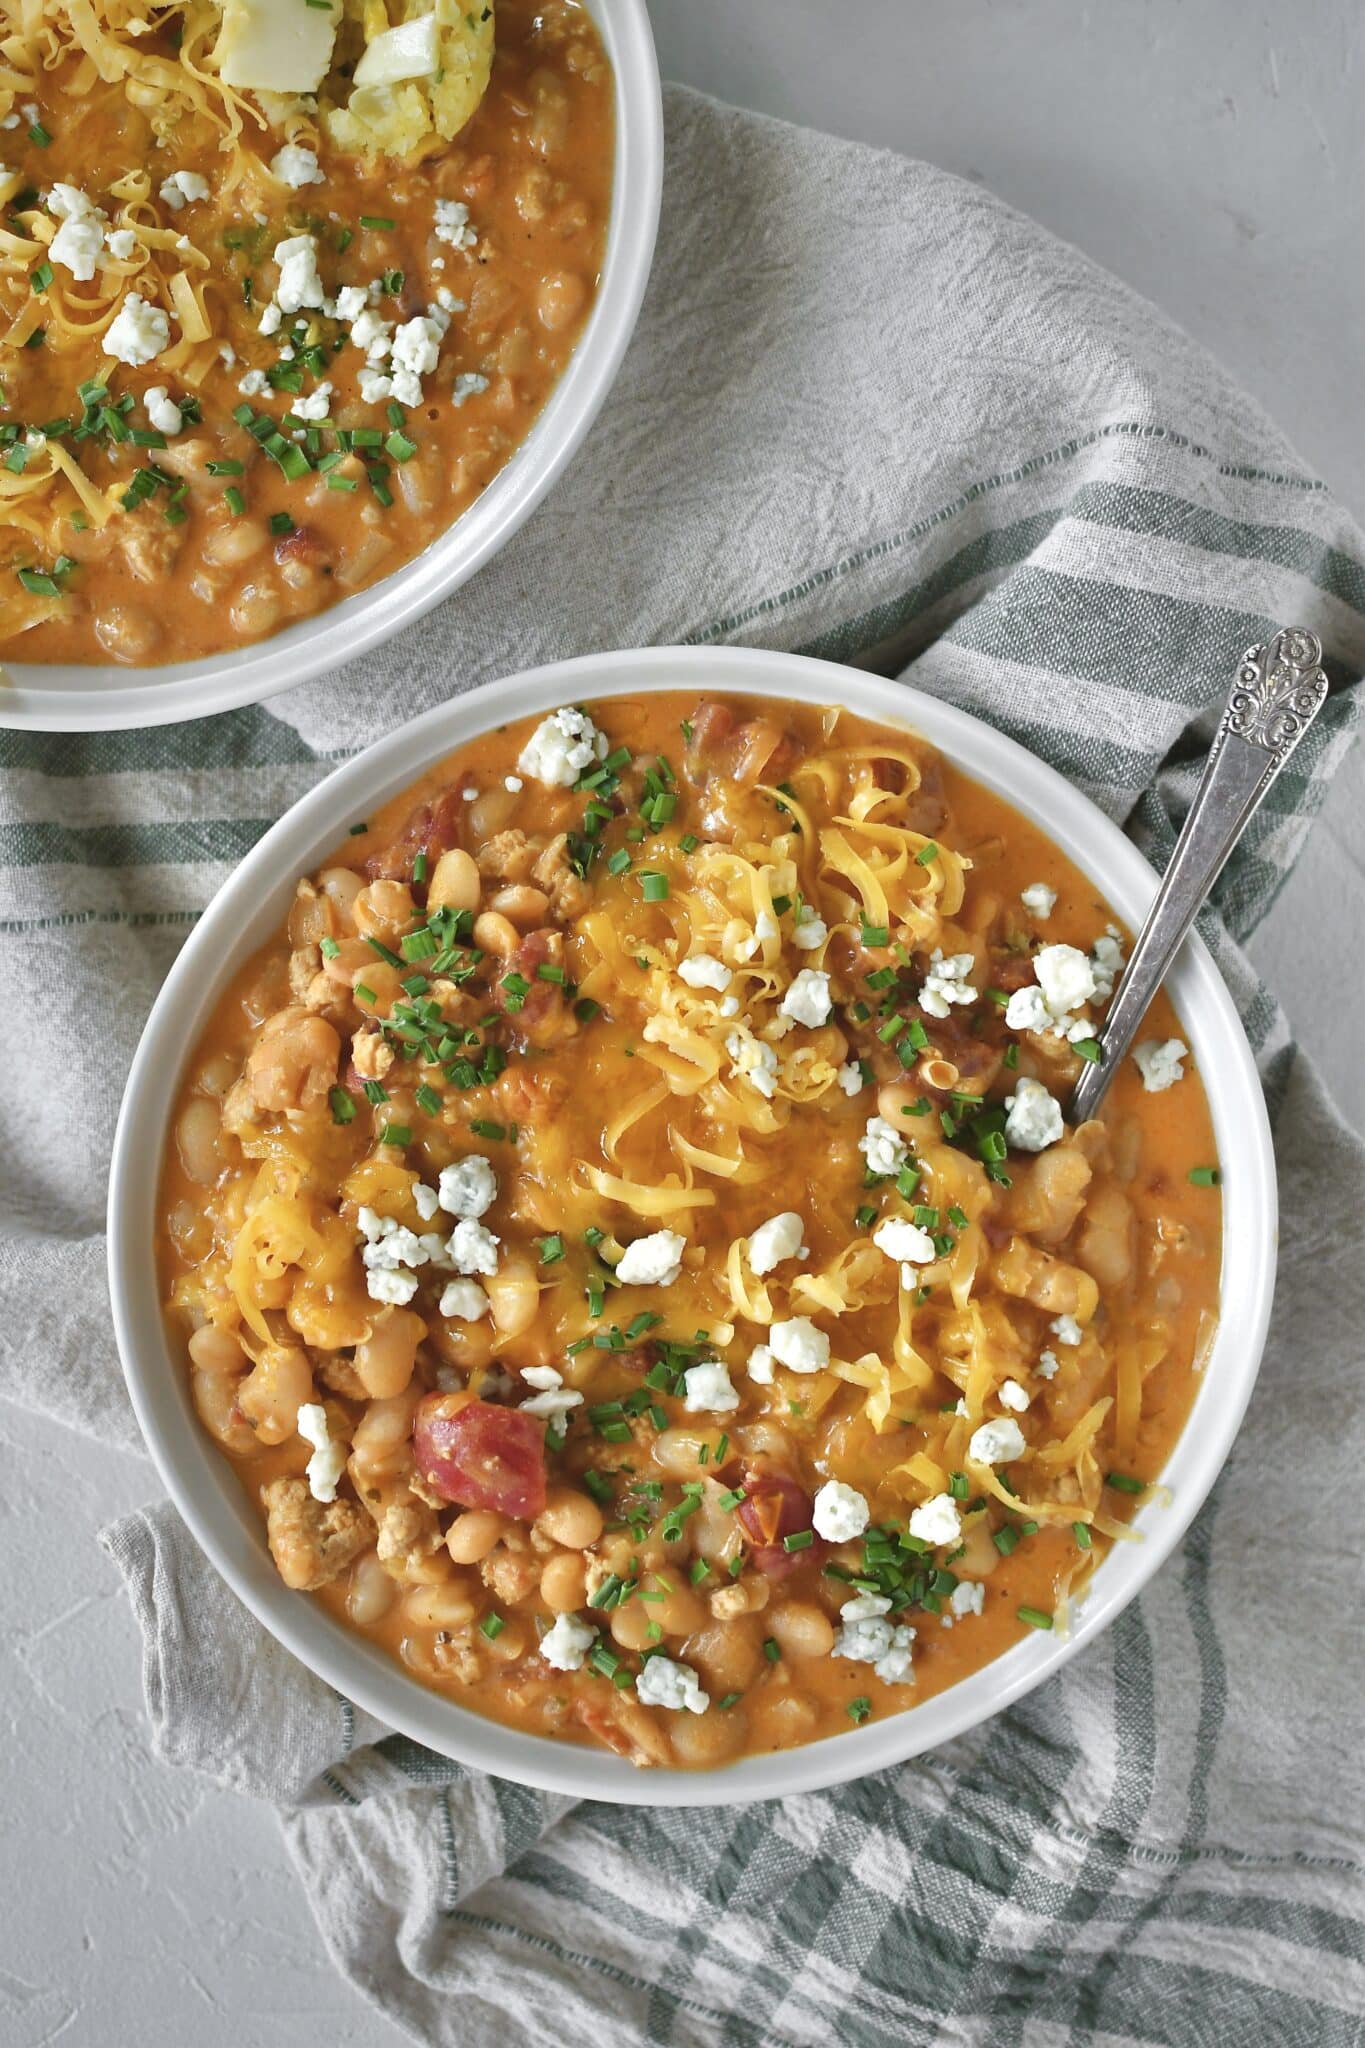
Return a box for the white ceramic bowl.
[0,1,661,734]
[108,645,1277,1805]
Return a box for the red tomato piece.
[735,1465,825,1578]
[412,1396,547,1519]
[364,789,466,885]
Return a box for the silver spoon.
[1068,625,1329,1124]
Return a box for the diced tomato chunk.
[412,1395,547,1519]
[365,789,466,884]
[495,929,567,1042]
[682,700,801,790]
[683,699,735,765]
[736,1464,825,1578]
[273,522,329,567]
[730,718,800,787]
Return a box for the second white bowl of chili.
[0,0,661,730]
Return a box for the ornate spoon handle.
[1068,627,1329,1124]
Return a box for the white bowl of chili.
[109,643,1276,1803]
[0,0,661,731]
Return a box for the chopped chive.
[782,1528,814,1553]
[1106,1472,1145,1495]
[948,1471,968,1501]
[1072,1038,1102,1064]
[380,1123,412,1147]
[28,122,51,147]
[537,1233,565,1266]
[30,260,53,292]
[1073,1521,1093,1550]
[479,1612,505,1640]
[1188,1165,1221,1186]
[206,458,244,476]
[846,1696,871,1724]
[640,870,669,902]
[223,486,246,516]
[415,1083,442,1116]
[269,511,295,536]
[916,841,939,866]
[762,1637,781,1663]
[469,1118,507,1141]
[16,566,61,596]
[328,1086,356,1125]
[360,214,396,230]
[1017,1606,1053,1630]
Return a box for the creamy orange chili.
[160,692,1222,1769]
[0,0,610,666]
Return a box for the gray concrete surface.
[5,7,1361,2045]
[651,0,1363,514]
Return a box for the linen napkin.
[4,87,1365,2046]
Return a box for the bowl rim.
[107,643,1278,1806]
[0,0,662,734]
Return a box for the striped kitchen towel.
[5,87,1365,2047]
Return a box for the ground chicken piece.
[480,1544,542,1603]
[289,944,322,1001]
[495,1059,571,1125]
[580,1413,656,1475]
[314,1351,369,1401]
[430,1628,486,1685]
[582,1554,617,1604]
[303,972,342,1014]
[262,1477,371,1590]
[427,979,475,1020]
[220,1074,257,1138]
[573,1694,672,1768]
[476,828,541,883]
[710,1580,759,1620]
[351,1030,395,1082]
[502,1673,570,1726]
[119,516,184,585]
[373,1496,444,1578]
[531,834,592,922]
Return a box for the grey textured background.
[5,7,1361,2043]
